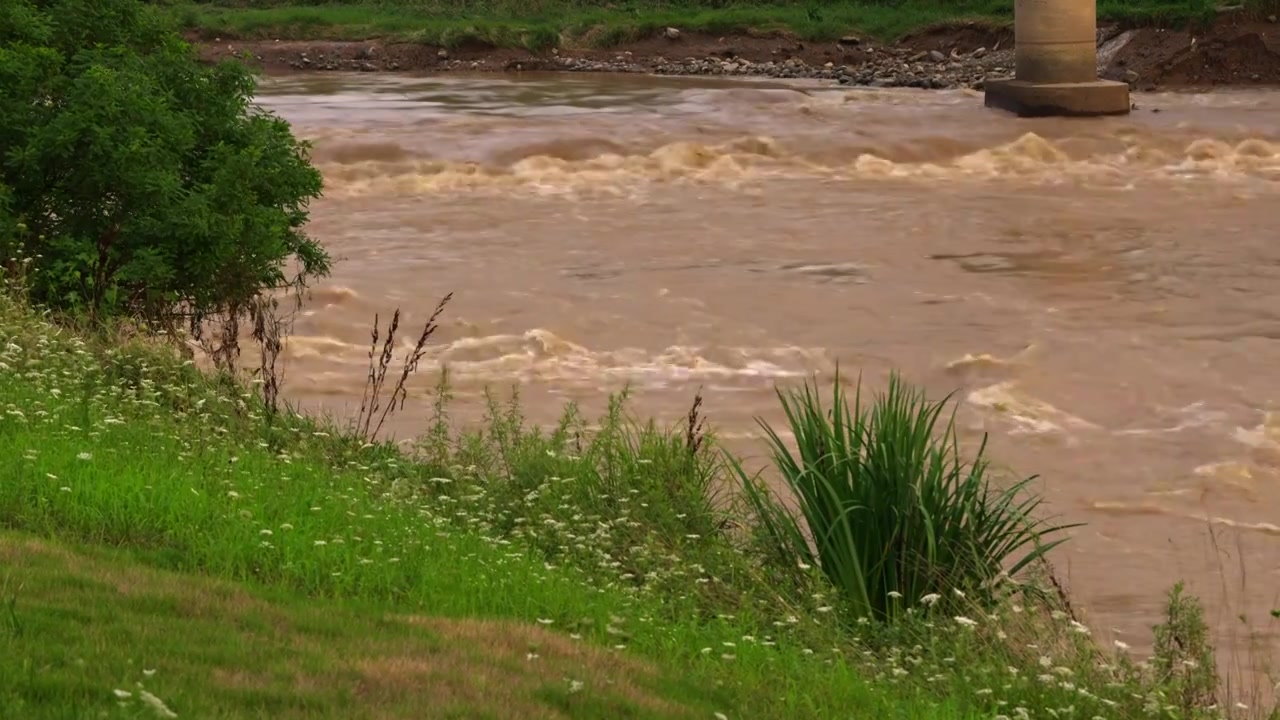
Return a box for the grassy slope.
[0,280,1259,718]
[0,295,962,719]
[0,532,721,719]
[170,0,1232,48]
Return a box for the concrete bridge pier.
[984,0,1130,117]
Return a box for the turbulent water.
[252,72,1280,677]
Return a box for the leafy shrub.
[1151,582,1218,713]
[0,0,328,322]
[731,371,1079,622]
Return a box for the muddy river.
[252,72,1280,680]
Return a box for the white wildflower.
[919,593,941,606]
[954,616,978,628]
[138,690,178,718]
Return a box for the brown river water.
[252,72,1280,683]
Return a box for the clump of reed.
[730,370,1079,622]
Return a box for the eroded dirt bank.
[193,14,1280,90]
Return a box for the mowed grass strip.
[0,532,722,719]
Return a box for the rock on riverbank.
[193,14,1280,91]
[545,45,1012,90]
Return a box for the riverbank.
[0,291,886,718]
[186,4,1280,90]
[1,283,1249,717]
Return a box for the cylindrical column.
[1014,0,1099,84]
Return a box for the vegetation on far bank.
[2,0,1277,716]
[163,0,1275,51]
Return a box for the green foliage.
[166,0,1239,49]
[0,0,328,322]
[731,371,1079,623]
[1151,582,1219,713]
[0,184,13,260]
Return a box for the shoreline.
[193,16,1280,92]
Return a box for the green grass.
[0,531,729,719]
[0,287,1251,718]
[164,0,1247,50]
[174,1,1002,47]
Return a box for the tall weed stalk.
[354,293,452,442]
[731,370,1081,622]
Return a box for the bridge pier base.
[983,0,1130,117]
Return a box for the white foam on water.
[966,380,1099,436]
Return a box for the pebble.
[279,45,1019,91]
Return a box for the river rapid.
[251,72,1280,682]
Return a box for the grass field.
[167,0,1246,49]
[0,532,738,719]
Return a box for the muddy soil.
[192,14,1280,90]
[1100,17,1280,88]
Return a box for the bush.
[731,371,1080,622]
[0,0,328,322]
